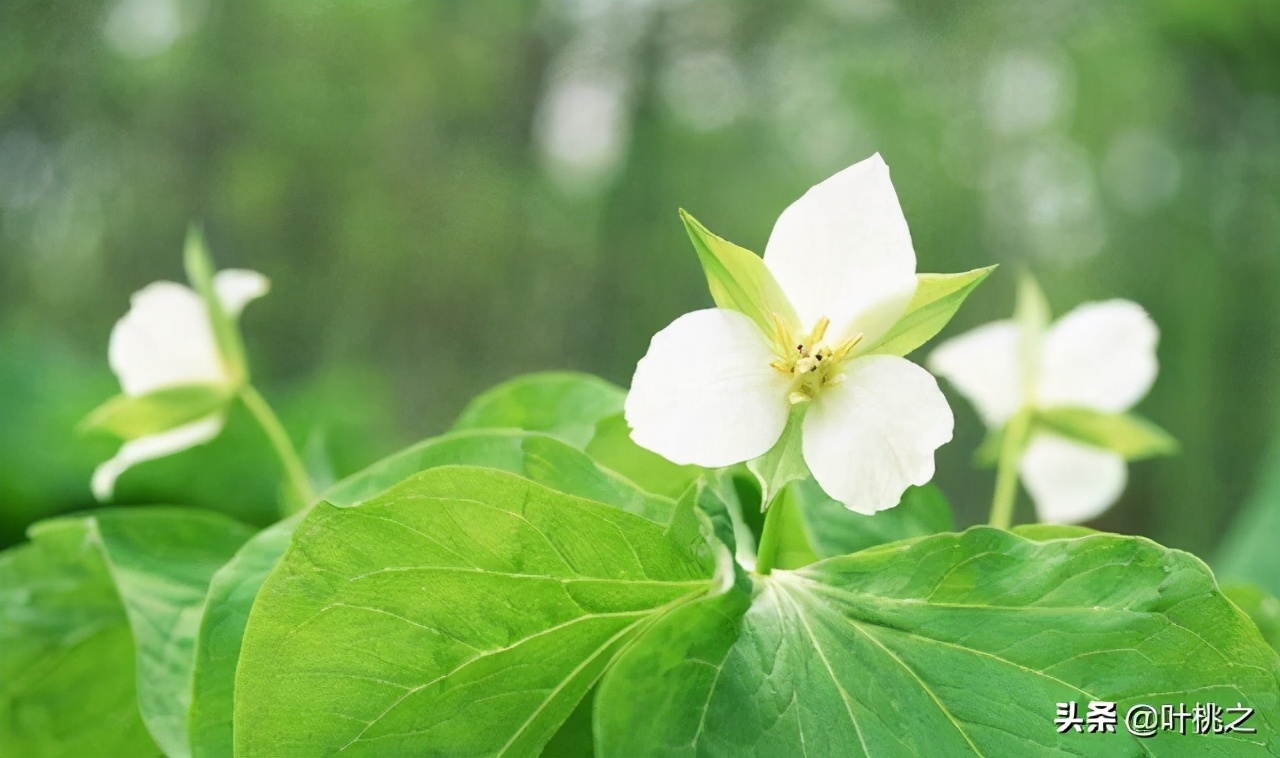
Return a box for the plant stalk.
[239,384,315,516]
[988,410,1030,530]
[754,491,787,575]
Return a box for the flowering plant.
[1,158,1276,758]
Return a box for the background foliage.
[2,0,1279,557]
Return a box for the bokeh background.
[2,0,1278,560]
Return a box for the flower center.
[769,314,862,405]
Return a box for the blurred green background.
[2,0,1278,557]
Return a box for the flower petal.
[1038,300,1158,412]
[108,282,225,396]
[214,269,270,317]
[1019,431,1126,524]
[625,308,792,467]
[927,320,1022,427]
[91,413,226,501]
[802,355,953,514]
[763,153,917,346]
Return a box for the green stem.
[754,491,787,576]
[239,384,315,516]
[989,410,1030,530]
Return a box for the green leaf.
[452,372,626,448]
[89,508,253,758]
[762,483,819,570]
[862,266,997,358]
[585,413,700,499]
[234,466,716,756]
[188,514,300,758]
[596,527,1280,756]
[679,209,799,336]
[793,478,954,558]
[1221,583,1280,652]
[183,227,247,384]
[746,410,809,509]
[1010,523,1100,541]
[326,429,673,523]
[0,520,159,758]
[1217,434,1280,597]
[1036,407,1179,460]
[80,384,231,440]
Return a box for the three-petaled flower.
[625,154,989,515]
[88,244,268,500]
[928,279,1172,524]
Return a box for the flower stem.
[239,384,315,516]
[988,410,1030,530]
[754,491,787,575]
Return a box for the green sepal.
[1036,406,1179,460]
[183,227,249,385]
[80,384,232,440]
[863,265,997,358]
[745,408,809,510]
[679,209,799,336]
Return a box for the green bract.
[79,383,232,440]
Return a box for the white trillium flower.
[91,269,269,500]
[928,299,1160,523]
[625,154,957,515]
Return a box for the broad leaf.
[1216,432,1280,598]
[0,520,158,757]
[325,429,672,522]
[792,478,953,558]
[234,466,717,756]
[1036,407,1179,460]
[80,384,230,440]
[452,372,626,448]
[585,413,700,499]
[91,508,254,758]
[596,527,1280,756]
[188,515,300,758]
[1222,583,1280,652]
[680,210,799,336]
[863,266,997,358]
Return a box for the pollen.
[768,311,862,403]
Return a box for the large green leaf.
[188,515,300,758]
[451,372,626,448]
[234,466,718,756]
[92,508,254,758]
[863,266,997,358]
[584,413,700,499]
[792,478,953,558]
[80,384,231,441]
[679,209,799,336]
[1217,434,1280,598]
[187,429,679,756]
[326,429,672,522]
[0,519,159,758]
[596,527,1280,756]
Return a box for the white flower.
[624,154,955,515]
[928,300,1159,523]
[91,269,269,500]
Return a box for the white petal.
[625,309,792,467]
[927,320,1022,427]
[91,414,226,501]
[1019,431,1126,524]
[108,282,225,396]
[214,269,270,317]
[1038,300,1158,412]
[802,355,954,515]
[763,153,918,346]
